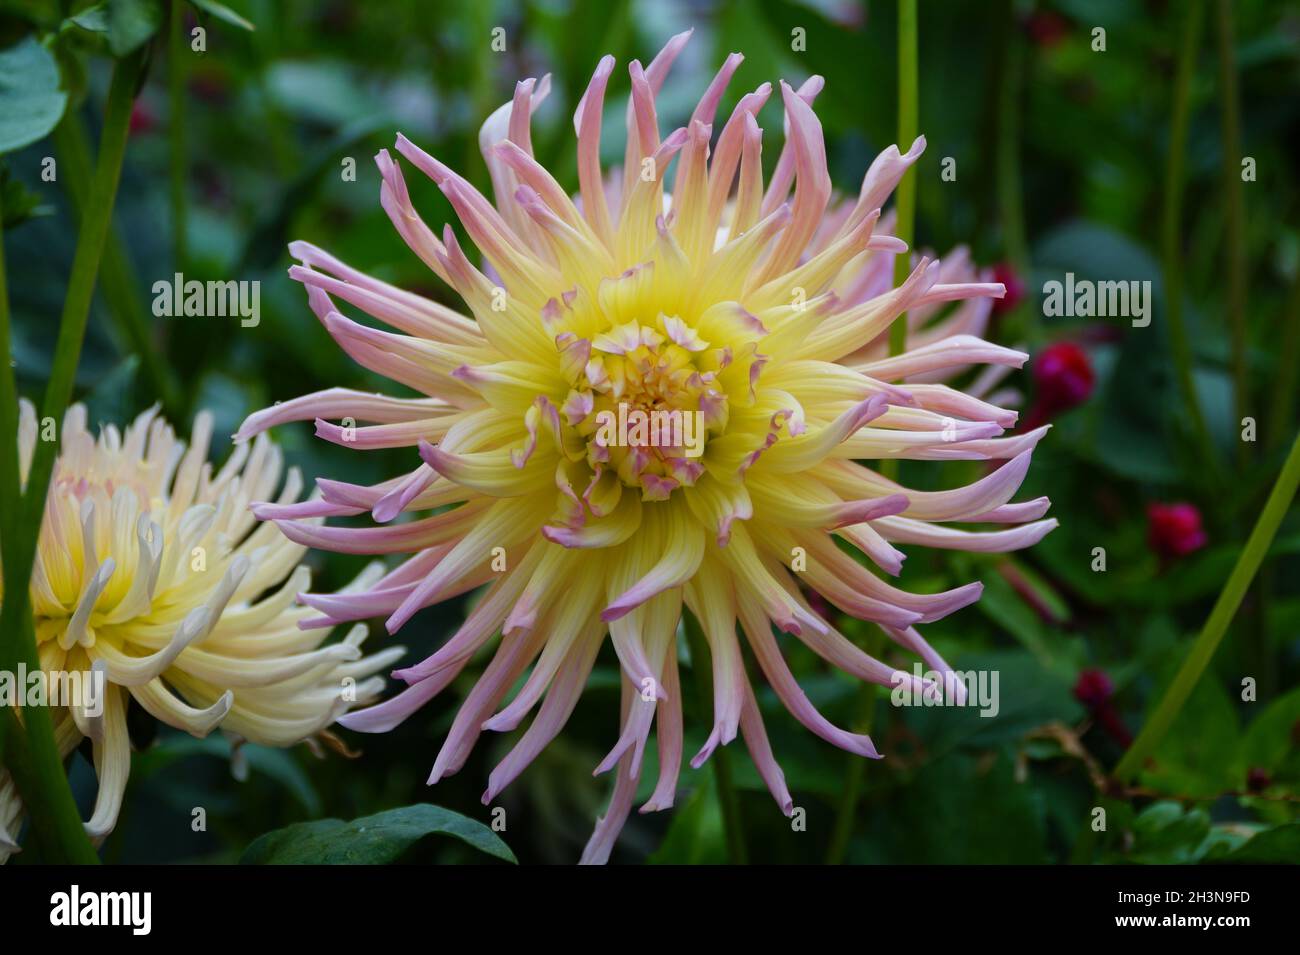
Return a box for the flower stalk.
[169,0,189,272]
[1113,428,1300,782]
[889,0,918,361]
[52,114,183,417]
[1214,0,1248,471]
[1162,0,1218,484]
[0,47,148,864]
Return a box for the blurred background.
[2,0,1299,863]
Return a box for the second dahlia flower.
[0,402,402,861]
[239,33,1056,863]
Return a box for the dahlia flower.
[0,401,402,860]
[238,33,1055,863]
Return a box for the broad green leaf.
[240,804,516,864]
[0,37,68,154]
[131,733,323,816]
[1218,824,1300,864]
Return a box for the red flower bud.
[1024,11,1069,48]
[1246,767,1271,792]
[1073,667,1114,709]
[129,102,155,136]
[1147,502,1208,560]
[1020,341,1094,432]
[991,261,1025,315]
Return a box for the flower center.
[572,318,720,499]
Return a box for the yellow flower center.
[569,318,721,497]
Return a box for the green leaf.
[0,37,69,154]
[240,804,516,864]
[1241,686,1300,773]
[1140,664,1241,796]
[69,5,111,34]
[1,167,53,227]
[648,776,727,864]
[1218,824,1300,864]
[107,0,163,57]
[853,750,1052,863]
[131,734,323,816]
[189,0,255,31]
[1123,801,1230,864]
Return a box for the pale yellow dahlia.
[0,401,402,859]
[239,33,1055,863]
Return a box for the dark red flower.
[1246,767,1271,793]
[1073,668,1132,747]
[129,102,156,135]
[1073,668,1114,708]
[1024,11,1070,48]
[1147,502,1208,560]
[991,260,1025,315]
[1021,341,1094,431]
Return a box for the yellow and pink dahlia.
[239,33,1055,863]
[0,402,401,860]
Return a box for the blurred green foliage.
[1,0,1298,864]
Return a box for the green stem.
[1267,271,1300,451]
[169,0,188,272]
[825,631,885,864]
[1113,428,1300,783]
[52,115,183,417]
[889,0,918,361]
[1162,0,1218,483]
[1,184,96,865]
[0,48,147,864]
[0,165,16,785]
[1214,0,1248,471]
[995,0,1028,276]
[882,0,919,484]
[683,613,747,864]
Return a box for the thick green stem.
[52,115,183,416]
[1,178,97,866]
[1215,0,1248,471]
[1162,0,1218,483]
[1113,429,1300,783]
[169,0,188,272]
[0,49,147,864]
[683,613,747,864]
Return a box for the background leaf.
[239,804,517,864]
[0,36,68,154]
